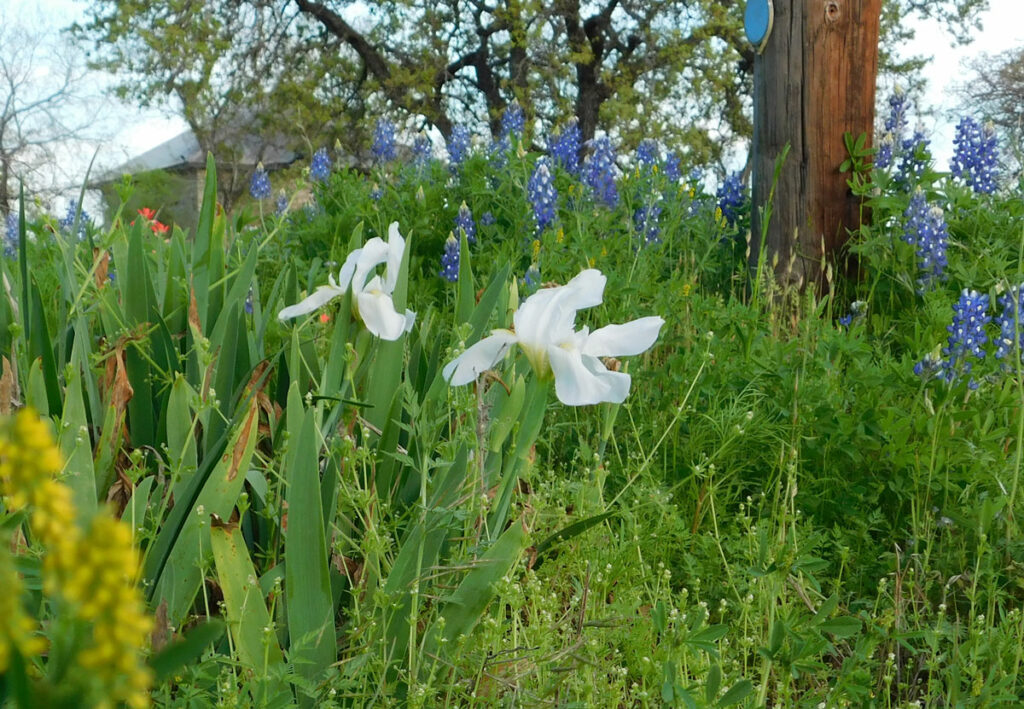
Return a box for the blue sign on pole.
[745,0,774,54]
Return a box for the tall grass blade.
[283,391,335,696]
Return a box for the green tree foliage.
[74,0,990,170]
[71,4,364,169]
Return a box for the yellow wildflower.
[74,515,154,709]
[0,409,153,708]
[531,239,541,259]
[0,409,64,509]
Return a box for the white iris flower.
[443,269,664,406]
[278,222,416,340]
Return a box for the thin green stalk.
[606,352,707,510]
[705,467,740,602]
[1006,235,1024,548]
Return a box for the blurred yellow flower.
[0,409,153,708]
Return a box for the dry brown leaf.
[93,248,110,290]
[188,280,202,334]
[209,512,238,531]
[332,554,364,584]
[224,361,270,482]
[106,466,135,514]
[0,355,17,415]
[102,346,135,415]
[151,600,171,654]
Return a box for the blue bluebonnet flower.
[4,213,17,258]
[522,263,541,291]
[528,160,558,233]
[902,189,948,286]
[913,352,942,378]
[454,201,476,244]
[838,301,867,329]
[439,233,460,282]
[491,101,526,165]
[310,147,332,182]
[877,90,928,182]
[244,287,255,315]
[716,172,745,226]
[635,140,659,169]
[412,134,433,169]
[951,117,999,194]
[448,125,471,167]
[372,118,397,163]
[59,200,91,240]
[250,163,271,200]
[633,204,662,246]
[582,137,619,208]
[875,133,895,169]
[974,122,999,194]
[884,89,909,138]
[370,184,383,201]
[994,284,1024,362]
[275,191,288,216]
[549,119,581,175]
[663,151,681,182]
[500,101,525,139]
[480,211,495,227]
[951,117,981,177]
[939,289,991,387]
[896,127,930,186]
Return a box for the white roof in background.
[99,127,301,182]
[120,130,204,172]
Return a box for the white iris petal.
[444,268,663,406]
[278,221,415,341]
[442,330,518,385]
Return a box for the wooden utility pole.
[748,0,882,293]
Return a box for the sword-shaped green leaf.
[283,389,335,695]
[209,522,290,704]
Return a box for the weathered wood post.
[748,0,883,293]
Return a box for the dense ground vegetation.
[1,105,1023,707]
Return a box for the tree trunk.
[749,0,882,293]
[0,159,9,217]
[575,63,603,146]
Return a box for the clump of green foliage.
[1,114,1023,708]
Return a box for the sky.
[893,0,1023,161]
[4,0,1023,211]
